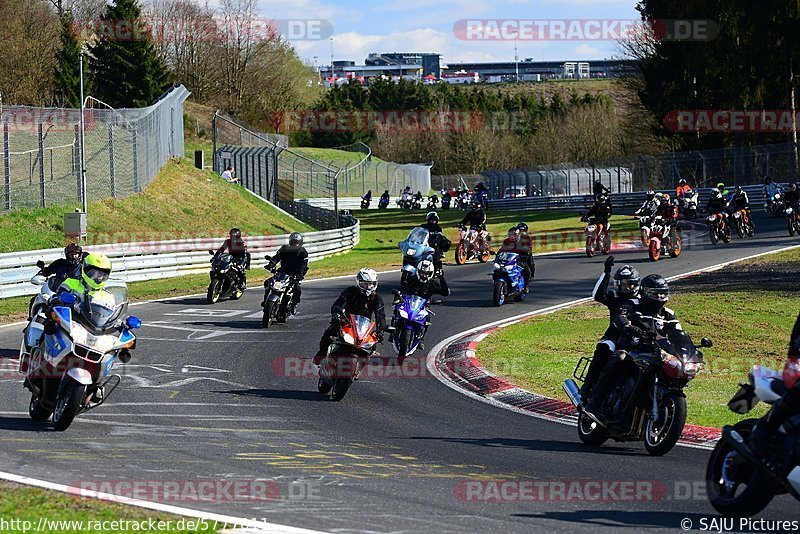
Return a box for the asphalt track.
[0,213,797,533]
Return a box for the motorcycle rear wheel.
[643,394,686,456]
[28,395,51,422]
[577,412,609,446]
[706,419,775,517]
[669,236,682,258]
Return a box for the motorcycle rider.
[740,314,800,470]
[729,185,752,225]
[215,228,251,285]
[717,182,731,200]
[413,190,424,206]
[676,178,693,201]
[785,183,800,212]
[655,193,679,241]
[395,259,449,301]
[313,268,386,365]
[361,189,372,205]
[634,190,660,234]
[419,212,451,294]
[265,232,309,315]
[581,192,613,238]
[593,180,611,201]
[379,189,391,206]
[441,189,452,209]
[499,222,535,291]
[427,192,439,209]
[474,181,489,208]
[579,256,641,401]
[459,201,489,252]
[706,189,730,226]
[41,243,87,282]
[764,176,781,201]
[584,274,681,422]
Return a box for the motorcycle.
[397,193,413,209]
[491,252,528,306]
[27,260,62,319]
[563,320,711,456]
[635,215,653,247]
[412,196,423,210]
[398,227,436,286]
[766,192,785,217]
[261,258,298,328]
[731,209,755,238]
[360,196,371,209]
[584,219,612,257]
[706,212,731,245]
[647,217,682,262]
[786,204,800,237]
[706,364,800,517]
[378,195,390,209]
[390,291,431,362]
[441,194,451,210]
[679,190,698,219]
[207,251,245,304]
[317,313,382,401]
[426,196,438,210]
[20,283,140,431]
[454,225,491,265]
[474,189,488,210]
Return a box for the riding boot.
[580,342,614,400]
[749,386,800,459]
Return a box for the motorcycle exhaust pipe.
[562,379,583,407]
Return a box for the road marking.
[163,308,248,318]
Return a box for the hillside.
[0,159,312,252]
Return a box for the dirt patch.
[673,259,800,295]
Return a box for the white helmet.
[417,260,434,283]
[356,268,378,296]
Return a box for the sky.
[256,0,641,66]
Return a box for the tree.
[90,0,170,108]
[53,11,84,108]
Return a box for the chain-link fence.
[1,85,189,211]
[472,142,799,200]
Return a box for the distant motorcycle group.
[360,182,490,212]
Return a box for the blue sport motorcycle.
[390,291,432,363]
[492,252,528,306]
[398,228,435,286]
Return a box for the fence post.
[3,123,10,210]
[108,123,116,198]
[132,129,140,193]
[38,123,45,208]
[74,125,82,201]
[211,113,217,173]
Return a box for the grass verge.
[0,481,222,533]
[477,247,800,428]
[0,159,312,253]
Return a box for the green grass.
[184,139,213,162]
[477,248,800,428]
[290,147,385,167]
[0,481,222,533]
[0,159,312,252]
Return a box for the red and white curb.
[426,243,800,451]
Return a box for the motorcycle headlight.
[406,248,417,256]
[342,333,355,345]
[733,212,740,218]
[273,281,287,290]
[706,215,715,222]
[398,309,409,319]
[70,322,90,346]
[586,224,596,232]
[683,361,702,378]
[219,267,229,273]
[505,264,515,272]
[786,208,794,215]
[775,194,781,200]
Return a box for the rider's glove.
[604,255,615,274]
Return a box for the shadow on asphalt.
[407,436,644,456]
[183,320,263,330]
[0,349,20,359]
[513,511,729,530]
[215,388,325,401]
[0,416,50,432]
[152,297,210,306]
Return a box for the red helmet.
[784,356,800,389]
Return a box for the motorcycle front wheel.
[709,227,719,245]
[455,244,467,265]
[585,236,595,258]
[207,278,222,304]
[52,379,85,431]
[331,377,353,401]
[262,300,275,328]
[649,240,661,262]
[669,236,682,258]
[643,393,686,456]
[706,419,775,517]
[577,411,609,446]
[493,280,507,307]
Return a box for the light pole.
[330,37,334,78]
[79,47,87,215]
[313,55,319,81]
[514,31,519,82]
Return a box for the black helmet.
[471,201,480,210]
[598,192,609,204]
[640,274,669,312]
[791,183,798,191]
[613,265,640,298]
[646,190,655,200]
[734,184,742,193]
[764,176,772,184]
[507,226,519,238]
[289,232,303,246]
[426,211,439,223]
[65,242,83,265]
[230,228,241,239]
[516,222,529,233]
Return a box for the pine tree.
[89,0,170,108]
[54,11,84,108]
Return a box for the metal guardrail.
[0,221,359,299]
[488,184,780,215]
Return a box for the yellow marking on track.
[169,390,179,399]
[389,454,417,461]
[287,442,307,448]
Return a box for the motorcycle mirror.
[700,337,713,348]
[59,292,77,305]
[126,316,142,329]
[208,250,215,255]
[36,260,45,269]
